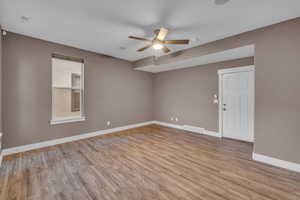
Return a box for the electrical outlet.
[106,121,111,126]
[175,117,178,122]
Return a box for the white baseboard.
[203,130,221,138]
[153,121,220,138]
[1,121,220,159]
[183,125,204,134]
[253,153,300,173]
[153,121,183,130]
[3,121,299,173]
[2,121,155,156]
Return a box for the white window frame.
[50,55,85,125]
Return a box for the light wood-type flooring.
[0,125,300,200]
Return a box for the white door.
[219,67,254,142]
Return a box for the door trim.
[218,65,255,142]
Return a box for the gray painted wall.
[153,57,254,132]
[0,26,2,132]
[2,33,153,148]
[152,18,300,164]
[254,18,300,164]
[0,25,2,133]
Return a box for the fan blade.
[162,46,171,53]
[137,45,152,52]
[215,0,230,5]
[128,36,151,42]
[156,28,169,41]
[164,40,189,44]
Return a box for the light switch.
[213,94,218,104]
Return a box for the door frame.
[218,65,255,142]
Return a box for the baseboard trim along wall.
[153,121,221,138]
[1,121,220,158]
[2,121,300,173]
[252,153,300,173]
[182,125,205,134]
[153,121,183,130]
[2,121,155,156]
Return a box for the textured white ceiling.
[135,45,255,73]
[0,0,300,61]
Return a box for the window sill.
[50,116,85,125]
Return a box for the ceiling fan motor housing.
[128,27,189,53]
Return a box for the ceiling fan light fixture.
[128,27,189,53]
[152,43,163,50]
[215,0,230,5]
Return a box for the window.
[50,54,85,125]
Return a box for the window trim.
[50,116,86,125]
[50,55,85,125]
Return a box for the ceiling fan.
[128,27,189,53]
[215,0,230,5]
